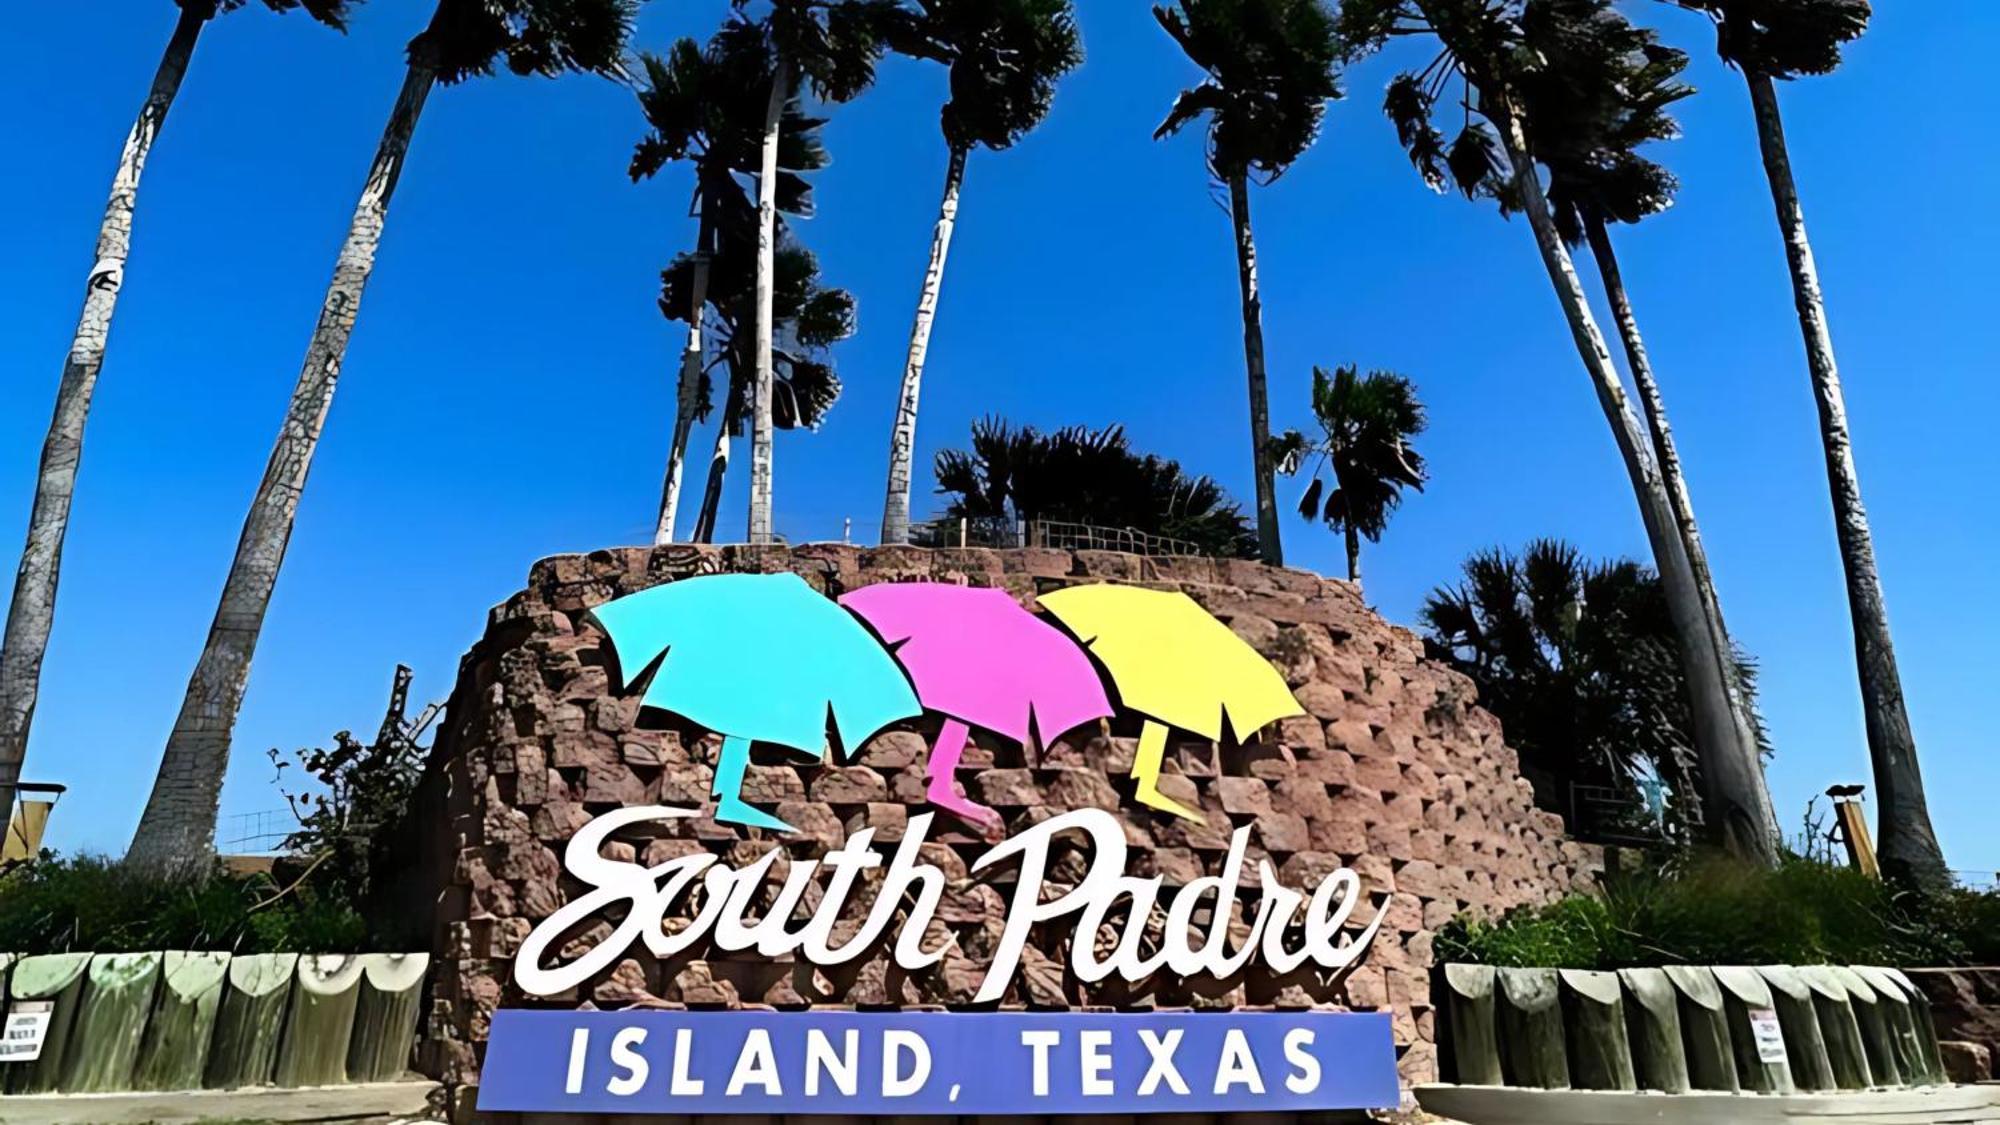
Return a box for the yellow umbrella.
[1038,584,1303,821]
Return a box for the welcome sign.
[477,574,1402,1115]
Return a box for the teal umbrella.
[587,573,920,831]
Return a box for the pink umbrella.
[839,583,1113,830]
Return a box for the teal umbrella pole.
[713,733,787,832]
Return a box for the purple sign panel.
[479,1009,1399,1116]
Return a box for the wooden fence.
[0,951,427,1096]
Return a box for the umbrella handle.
[926,719,1001,831]
[1132,720,1201,823]
[713,734,792,833]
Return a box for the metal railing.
[219,809,294,855]
[905,517,1213,558]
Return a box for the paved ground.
[0,1079,438,1124]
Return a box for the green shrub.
[0,854,367,955]
[1438,853,1987,969]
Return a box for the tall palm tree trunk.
[692,389,743,545]
[1226,170,1282,566]
[656,215,713,545]
[1344,523,1361,587]
[879,142,968,546]
[747,60,792,546]
[0,4,207,828]
[1744,72,1944,885]
[1500,116,1780,863]
[1584,212,1766,790]
[125,59,437,873]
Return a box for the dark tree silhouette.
[935,419,1259,558]
[1270,365,1426,587]
[1423,540,1768,842]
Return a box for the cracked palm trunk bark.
[1501,117,1780,863]
[1745,72,1944,886]
[1344,522,1361,587]
[655,215,713,545]
[1227,170,1283,566]
[879,142,967,546]
[125,60,436,873]
[746,59,791,546]
[1584,213,1765,801]
[692,390,742,545]
[0,5,207,828]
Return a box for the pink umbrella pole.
[926,718,1001,831]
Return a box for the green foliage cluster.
[936,417,1261,558]
[1437,853,2000,970]
[0,855,364,956]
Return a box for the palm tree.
[1153,0,1339,568]
[0,0,356,832]
[875,0,1082,546]
[1674,3,1940,886]
[935,418,1260,558]
[1422,539,1768,842]
[1269,365,1425,586]
[1337,0,1782,862]
[733,0,900,544]
[124,0,638,873]
[1512,0,1772,838]
[632,21,832,543]
[665,226,856,542]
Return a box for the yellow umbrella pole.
[1132,719,1201,822]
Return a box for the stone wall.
[416,544,1603,1098]
[1908,967,2000,1082]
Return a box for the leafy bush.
[0,854,366,955]
[1437,853,1987,969]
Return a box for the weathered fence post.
[1496,967,1569,1089]
[1830,965,1902,1087]
[5,951,91,1093]
[1438,964,1502,1085]
[1798,964,1874,1090]
[1854,965,1931,1085]
[133,950,230,1090]
[275,953,365,1087]
[347,952,430,1082]
[60,951,163,1092]
[1559,969,1635,1091]
[1616,967,1689,1093]
[1713,966,1793,1094]
[206,952,298,1089]
[1664,965,1739,1092]
[1759,965,1836,1091]
[1875,967,1945,1084]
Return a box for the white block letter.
[1213,1028,1265,1094]
[1080,1029,1114,1096]
[1283,1028,1321,1094]
[806,1028,859,1096]
[670,1027,704,1095]
[565,1027,589,1094]
[607,1027,649,1096]
[1021,1029,1062,1096]
[884,1030,931,1097]
[727,1028,783,1096]
[1138,1028,1189,1095]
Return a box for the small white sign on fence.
[1749,1007,1788,1065]
[0,1000,53,1063]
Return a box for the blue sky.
[4,1,1994,867]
